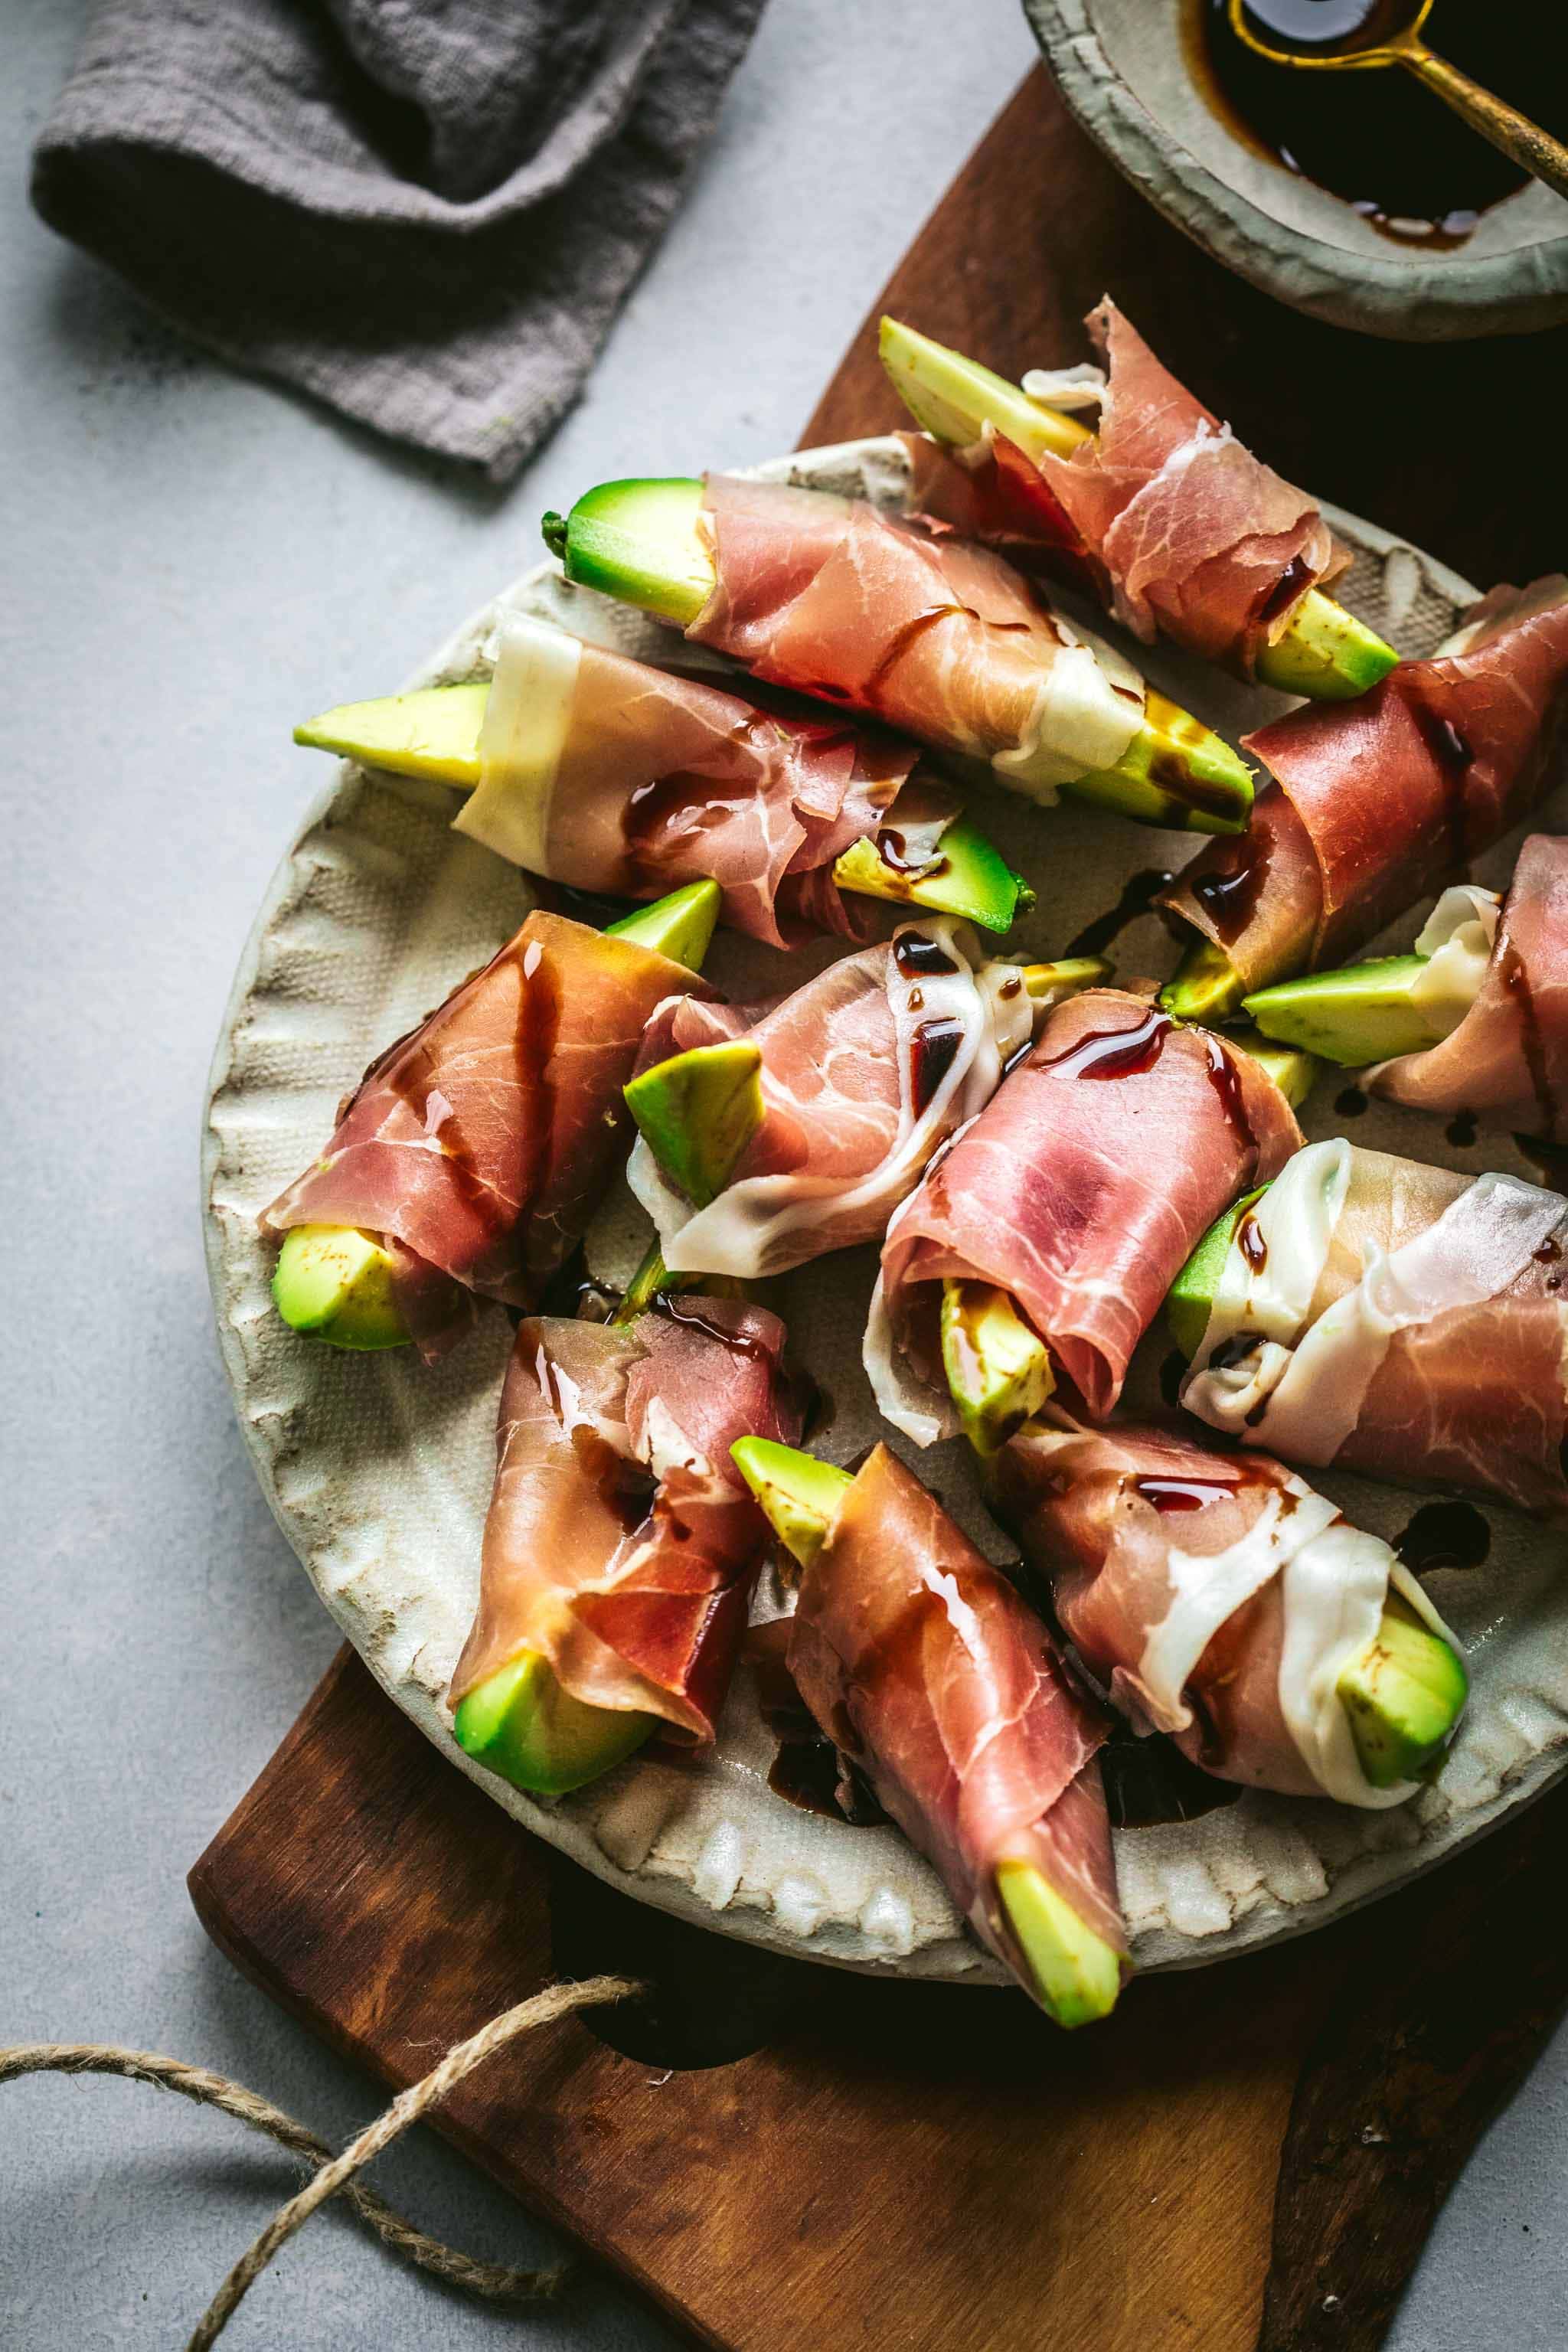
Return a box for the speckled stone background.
[5,2,1566,2344]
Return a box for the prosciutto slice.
[449,1298,802,1742]
[1370,835,1568,1141]
[867,988,1302,1441]
[1182,1138,1568,1517]
[901,302,1344,675]
[456,615,925,949]
[991,1413,1460,1808]
[786,1444,1126,2004]
[263,910,706,1352]
[1161,578,1568,994]
[628,917,1034,1279]
[685,474,1147,805]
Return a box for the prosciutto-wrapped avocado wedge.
[1168,1138,1568,1518]
[451,1297,802,1797]
[542,476,1253,835]
[624,916,1107,1286]
[865,988,1315,1453]
[1244,835,1568,1143]
[731,1438,1128,2027]
[991,1413,1467,1802]
[879,312,1393,700]
[267,884,718,1357]
[296,617,1028,944]
[1159,577,1568,1024]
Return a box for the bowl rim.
[1024,0,1568,339]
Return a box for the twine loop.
[1,1971,642,2348]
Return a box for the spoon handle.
[1402,44,1568,204]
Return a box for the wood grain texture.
[803,69,1568,589]
[194,64,1568,2352]
[191,1649,1323,2352]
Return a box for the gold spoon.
[1227,0,1568,204]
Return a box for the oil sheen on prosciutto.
[866,988,1302,1441]
[627,917,1035,1280]
[684,473,1148,806]
[1161,577,1568,994]
[449,1298,802,1743]
[786,1444,1126,2006]
[903,300,1344,675]
[1369,835,1568,1141]
[991,1412,1461,1808]
[1181,1138,1568,1518]
[456,614,930,949]
[262,910,707,1356]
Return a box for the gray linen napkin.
[31,0,766,481]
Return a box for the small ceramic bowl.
[1024,0,1568,338]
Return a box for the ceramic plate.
[204,436,1568,1990]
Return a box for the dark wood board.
[194,64,1568,2352]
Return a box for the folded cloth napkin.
[31,0,766,481]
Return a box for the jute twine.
[0,1972,642,2349]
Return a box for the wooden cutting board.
[191,67,1568,2352]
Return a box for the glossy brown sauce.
[1196,1,1557,248]
[1160,1348,1189,1406]
[652,1290,767,1361]
[1203,1035,1261,1167]
[877,827,948,880]
[1039,1004,1172,1083]
[1395,1497,1491,1573]
[1445,1109,1479,1149]
[1191,846,1269,942]
[1409,698,1478,869]
[910,1013,967,1114]
[1063,867,1175,961]
[1335,1084,1370,1118]
[1135,1472,1245,1513]
[893,930,961,979]
[1238,1210,1269,1270]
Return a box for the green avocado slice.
[730,1436,853,1570]
[624,1040,765,1211]
[293,681,490,786]
[452,1649,657,1797]
[1243,956,1444,1067]
[878,317,1396,702]
[1161,937,1248,1027]
[833,813,1031,933]
[271,1224,413,1350]
[544,478,710,622]
[878,315,1091,464]
[1336,1594,1468,1789]
[940,1280,1054,1457]
[1165,1187,1266,1364]
[550,479,1251,835]
[1228,1027,1321,1110]
[995,1859,1124,2030]
[603,878,720,972]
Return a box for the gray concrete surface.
[2,2,1563,2344]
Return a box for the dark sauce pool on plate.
[1195,1,1564,248]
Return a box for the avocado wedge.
[547,479,1252,835]
[1243,956,1445,1067]
[1229,1027,1321,1110]
[730,1435,853,1569]
[995,1857,1124,2030]
[877,317,1398,703]
[272,1223,413,1350]
[941,1280,1054,1457]
[1160,937,1248,1027]
[832,814,1031,933]
[603,878,721,971]
[1336,1592,1468,1789]
[624,1040,766,1211]
[452,1648,657,1797]
[1165,1187,1265,1364]
[294,681,490,786]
